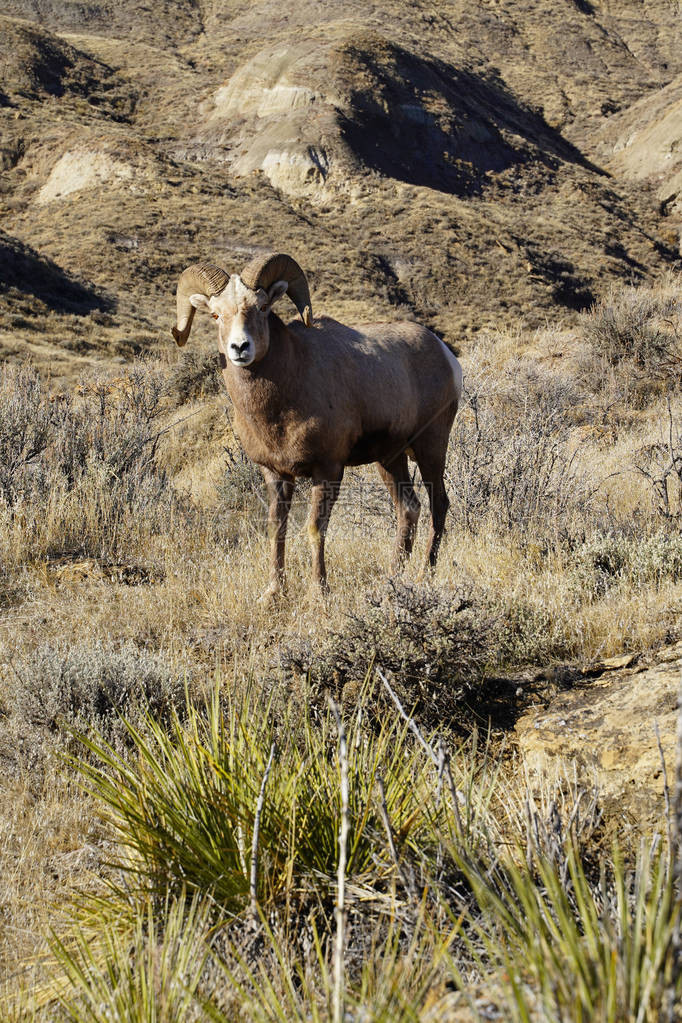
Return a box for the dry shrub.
[634,399,682,519]
[216,445,266,513]
[276,579,495,731]
[580,284,682,403]
[0,363,52,507]
[0,362,179,565]
[446,384,591,537]
[492,598,569,667]
[166,345,222,403]
[10,638,189,751]
[571,528,682,600]
[584,286,680,368]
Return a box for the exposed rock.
[37,149,135,204]
[16,126,161,205]
[197,30,587,200]
[516,644,681,832]
[595,74,682,250]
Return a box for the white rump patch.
[438,338,463,402]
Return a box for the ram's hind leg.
[377,453,421,571]
[412,405,456,569]
[260,467,295,603]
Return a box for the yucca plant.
[276,702,430,880]
[74,681,433,915]
[451,835,680,1023]
[74,688,274,912]
[204,914,333,1023]
[51,893,211,1022]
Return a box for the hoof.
[258,583,283,607]
[306,580,330,608]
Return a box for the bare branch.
[250,741,276,922]
[444,751,465,839]
[654,720,673,854]
[376,666,438,766]
[329,697,349,1023]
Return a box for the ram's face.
[196,275,287,368]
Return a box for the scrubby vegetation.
[2,277,682,1018]
[274,579,496,730]
[0,362,177,569]
[17,689,682,1021]
[11,638,188,749]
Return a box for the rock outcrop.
[516,647,681,832]
[595,74,682,253]
[197,30,596,201]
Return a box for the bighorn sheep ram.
[172,252,462,599]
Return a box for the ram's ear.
[189,293,212,311]
[267,280,288,307]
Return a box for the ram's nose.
[228,338,254,365]
[230,340,251,358]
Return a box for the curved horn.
[172,263,230,347]
[240,252,313,327]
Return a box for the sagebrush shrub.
[572,528,682,599]
[0,362,178,562]
[12,639,188,747]
[633,400,682,518]
[217,445,265,512]
[277,579,494,731]
[167,345,222,403]
[446,385,590,536]
[0,363,52,507]
[493,598,567,667]
[55,368,166,487]
[584,286,681,370]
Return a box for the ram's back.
[285,316,462,468]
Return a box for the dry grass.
[1,278,682,1017]
[2,0,682,1010]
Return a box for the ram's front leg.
[307,465,343,596]
[260,467,295,603]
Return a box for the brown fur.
[178,272,462,597]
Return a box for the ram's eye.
[212,313,219,320]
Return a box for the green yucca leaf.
[72,706,254,909]
[69,680,435,915]
[448,832,680,1023]
[52,892,210,1022]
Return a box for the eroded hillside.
[4,4,682,1016]
[0,0,680,378]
